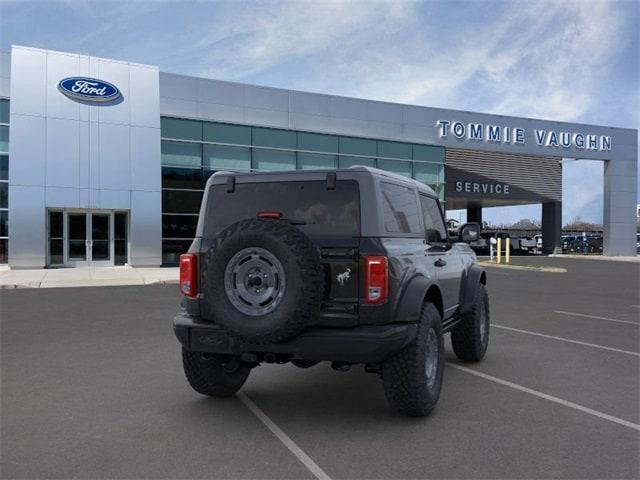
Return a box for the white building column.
[603,153,637,256]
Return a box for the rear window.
[205,180,360,237]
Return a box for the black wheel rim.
[224,247,286,316]
[479,298,488,348]
[425,328,439,389]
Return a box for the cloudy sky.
[1,0,638,225]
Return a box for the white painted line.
[492,324,640,357]
[238,391,331,480]
[554,310,639,326]
[449,364,640,432]
[631,305,640,309]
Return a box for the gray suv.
[174,167,489,416]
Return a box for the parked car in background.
[467,234,489,254]
[534,234,543,254]
[562,235,578,253]
[587,235,604,254]
[468,231,543,256]
[518,237,537,254]
[563,234,603,254]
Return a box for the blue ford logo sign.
[57,77,121,102]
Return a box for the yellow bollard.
[496,237,502,264]
[506,237,510,264]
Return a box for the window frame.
[161,140,202,168]
[161,189,204,215]
[0,98,9,125]
[161,213,199,239]
[160,117,202,141]
[203,143,251,171]
[0,99,8,264]
[0,181,7,209]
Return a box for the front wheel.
[451,283,490,362]
[182,349,251,397]
[381,302,444,417]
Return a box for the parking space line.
[449,364,640,432]
[492,324,640,357]
[238,391,331,480]
[554,310,639,326]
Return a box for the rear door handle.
[434,258,447,267]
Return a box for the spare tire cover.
[200,218,324,344]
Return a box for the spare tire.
[200,218,324,344]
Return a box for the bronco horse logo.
[336,268,351,286]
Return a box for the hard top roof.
[209,166,438,197]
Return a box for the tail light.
[364,255,388,304]
[257,211,283,219]
[179,254,198,298]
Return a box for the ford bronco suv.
[174,167,489,416]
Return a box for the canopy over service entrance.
[444,148,564,254]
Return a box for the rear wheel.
[182,348,251,397]
[451,283,490,362]
[381,302,444,417]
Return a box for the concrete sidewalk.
[0,266,179,289]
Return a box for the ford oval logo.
[57,77,121,102]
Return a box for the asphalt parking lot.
[2,257,639,479]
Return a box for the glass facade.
[0,99,8,264]
[160,116,445,265]
[48,211,64,266]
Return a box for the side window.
[381,182,422,234]
[419,195,448,243]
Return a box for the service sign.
[454,180,511,195]
[436,120,612,152]
[58,77,121,102]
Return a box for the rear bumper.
[173,312,417,364]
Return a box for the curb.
[479,262,567,273]
[549,254,640,263]
[0,279,179,289]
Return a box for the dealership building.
[0,45,637,268]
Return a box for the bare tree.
[563,216,603,231]
[510,218,541,230]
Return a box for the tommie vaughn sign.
[58,77,121,102]
[436,120,612,152]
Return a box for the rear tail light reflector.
[179,254,198,298]
[257,211,283,219]
[364,255,388,304]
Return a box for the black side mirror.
[459,223,480,243]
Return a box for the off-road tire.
[200,218,324,344]
[451,283,490,362]
[381,303,444,417]
[182,348,251,397]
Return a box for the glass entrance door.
[90,213,111,266]
[67,213,88,265]
[48,209,129,267]
[65,211,112,266]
